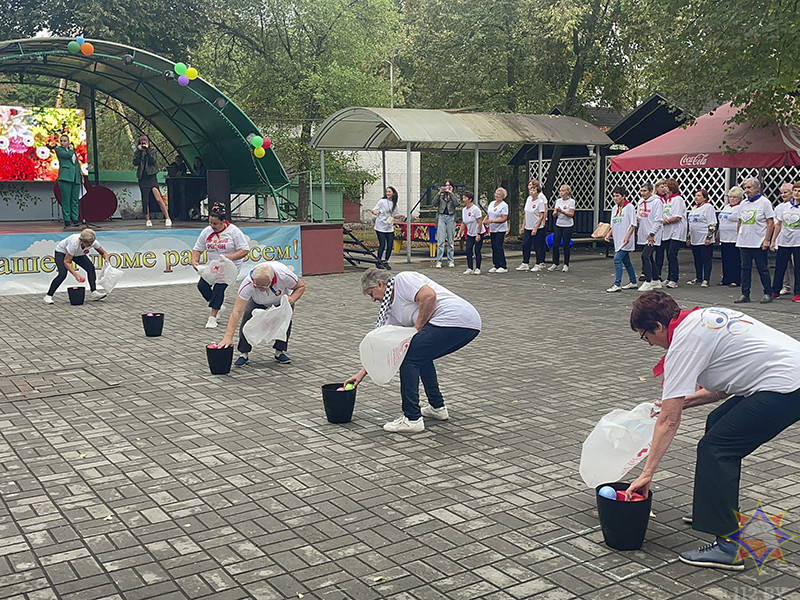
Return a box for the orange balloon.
[80,42,94,56]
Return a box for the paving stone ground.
[2,245,800,600]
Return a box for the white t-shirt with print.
[523,193,547,230]
[661,194,687,241]
[387,272,481,331]
[775,202,800,247]
[662,308,800,401]
[462,205,483,237]
[610,202,636,252]
[736,195,774,248]
[373,198,400,233]
[487,200,509,233]
[55,234,100,256]
[554,197,575,228]
[193,223,250,270]
[687,203,718,246]
[636,195,663,245]
[236,261,299,307]
[717,203,741,243]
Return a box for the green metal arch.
[0,37,289,194]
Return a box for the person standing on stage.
[133,134,172,228]
[55,134,82,229]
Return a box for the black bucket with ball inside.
[321,383,356,423]
[68,286,85,305]
[206,344,233,375]
[141,313,164,337]
[595,482,653,550]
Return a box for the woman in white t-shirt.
[485,187,509,273]
[346,269,481,433]
[734,177,774,304]
[517,179,547,272]
[457,190,485,275]
[372,186,404,270]
[191,204,251,328]
[660,178,687,288]
[44,228,111,304]
[604,187,638,292]
[549,184,575,272]
[715,187,743,287]
[769,181,800,301]
[628,291,800,570]
[686,189,717,287]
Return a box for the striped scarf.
[375,277,395,328]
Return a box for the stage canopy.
[0,37,289,193]
[610,102,800,171]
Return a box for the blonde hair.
[252,263,275,283]
[79,229,96,244]
[495,187,508,200]
[559,184,572,195]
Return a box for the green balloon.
[251,135,263,148]
[174,62,187,76]
[67,41,81,54]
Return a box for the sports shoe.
[562,265,569,272]
[650,280,663,289]
[606,284,622,293]
[700,280,709,287]
[435,262,442,269]
[165,219,172,227]
[91,290,107,301]
[686,278,698,285]
[547,263,558,271]
[771,292,781,299]
[793,295,800,302]
[448,262,455,268]
[462,269,473,275]
[496,267,508,273]
[638,274,646,281]
[234,355,249,367]
[734,295,750,303]
[781,286,791,295]
[205,316,218,328]
[473,268,481,275]
[145,219,153,227]
[383,415,424,433]
[638,281,655,292]
[44,294,54,304]
[665,281,678,289]
[274,352,291,364]
[515,263,530,271]
[760,294,773,304]
[217,304,226,316]
[621,282,638,290]
[488,267,497,273]
[421,404,450,420]
[531,264,543,272]
[679,538,744,571]
[682,513,693,524]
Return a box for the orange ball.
[80,42,94,56]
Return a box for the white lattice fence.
[739,167,800,201]
[528,157,595,209]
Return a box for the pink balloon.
[262,137,272,149]
[178,74,190,86]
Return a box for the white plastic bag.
[241,295,292,347]
[97,265,123,292]
[199,256,238,286]
[359,325,418,385]
[579,402,658,488]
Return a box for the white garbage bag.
[97,265,123,292]
[579,402,659,488]
[199,256,238,286]
[241,295,293,347]
[359,325,418,385]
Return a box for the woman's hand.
[625,473,652,500]
[218,334,234,348]
[73,273,85,283]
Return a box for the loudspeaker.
[207,170,230,217]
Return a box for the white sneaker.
[515,263,530,271]
[205,316,218,328]
[383,415,425,433]
[686,278,698,285]
[145,219,153,227]
[462,269,474,275]
[531,264,543,272]
[621,282,638,290]
[665,281,678,289]
[781,287,791,295]
[473,268,481,275]
[421,405,450,421]
[700,280,709,288]
[488,267,497,273]
[638,281,654,292]
[217,304,226,316]
[562,265,569,272]
[606,284,622,293]
[435,263,442,269]
[496,267,508,273]
[44,295,54,304]
[448,262,455,268]
[651,280,663,289]
[547,264,558,271]
[165,219,172,228]
[91,290,107,301]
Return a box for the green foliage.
[0,182,39,208]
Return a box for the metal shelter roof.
[311,107,612,153]
[0,37,289,193]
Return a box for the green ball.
[174,62,187,75]
[251,135,263,148]
[344,383,354,391]
[67,41,81,54]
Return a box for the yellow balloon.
[254,146,266,158]
[186,67,198,80]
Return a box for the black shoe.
[274,352,291,365]
[383,262,392,270]
[72,221,80,227]
[63,223,72,230]
[234,355,248,367]
[717,281,727,286]
[638,274,646,282]
[760,294,773,303]
[734,295,750,303]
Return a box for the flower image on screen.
[0,106,88,181]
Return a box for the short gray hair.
[360,267,392,294]
[742,177,761,191]
[252,263,275,283]
[79,228,96,244]
[728,186,745,199]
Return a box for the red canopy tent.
[610,102,800,171]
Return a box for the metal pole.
[320,150,326,223]
[406,142,412,263]
[382,150,387,191]
[90,87,100,185]
[538,144,543,183]
[309,171,313,223]
[593,147,601,227]
[473,145,479,204]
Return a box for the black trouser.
[47,252,97,296]
[237,299,292,353]
[521,229,533,264]
[720,243,741,285]
[376,230,393,262]
[532,229,547,264]
[490,232,506,269]
[665,238,681,282]
[654,245,665,281]
[198,279,227,310]
[640,244,657,282]
[690,244,713,282]
[465,235,483,270]
[693,388,800,537]
[552,225,573,266]
[772,246,800,295]
[739,247,771,297]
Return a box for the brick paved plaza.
[2,247,800,599]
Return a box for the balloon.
[251,135,263,148]
[67,41,80,54]
[174,62,187,76]
[185,67,198,80]
[76,36,85,45]
[177,75,190,86]
[262,137,272,149]
[80,42,94,56]
[253,147,266,158]
[598,486,616,500]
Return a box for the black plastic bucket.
[321,383,356,424]
[141,313,164,337]
[68,286,85,305]
[206,345,233,375]
[595,482,653,550]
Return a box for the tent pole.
[474,145,480,203]
[320,150,326,223]
[593,148,601,227]
[406,142,412,263]
[382,150,387,191]
[90,87,100,186]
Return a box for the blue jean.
[435,213,455,264]
[400,324,480,419]
[613,250,636,286]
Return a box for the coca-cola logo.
[679,153,709,166]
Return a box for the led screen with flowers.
[0,106,88,181]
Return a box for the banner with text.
[0,225,302,296]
